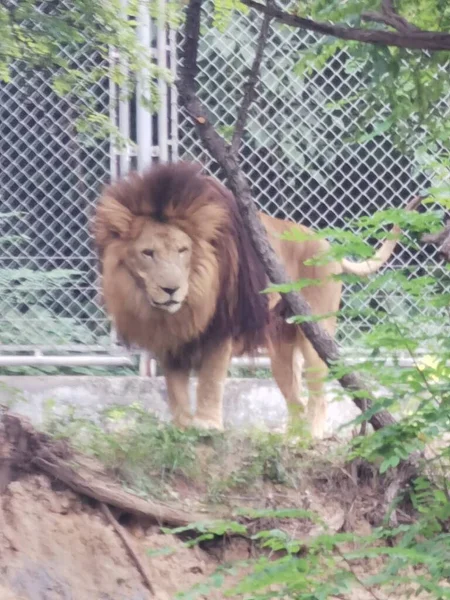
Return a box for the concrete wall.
[0,376,361,436]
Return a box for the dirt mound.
[0,411,424,600]
[0,474,230,600]
[0,412,237,599]
[0,473,435,600]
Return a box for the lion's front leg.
[163,367,192,428]
[192,339,232,431]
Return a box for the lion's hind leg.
[268,335,309,436]
[269,331,329,440]
[297,334,329,440]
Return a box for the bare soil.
[0,411,434,600]
[0,471,371,600]
[0,473,232,599]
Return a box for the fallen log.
[0,411,214,528]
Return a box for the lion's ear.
[94,195,133,246]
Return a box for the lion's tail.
[341,225,401,277]
[341,195,423,278]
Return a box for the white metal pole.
[108,46,118,182]
[137,0,156,377]
[169,26,179,162]
[108,47,119,351]
[110,3,131,354]
[157,0,168,163]
[136,0,152,170]
[119,0,130,176]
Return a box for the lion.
[93,161,410,439]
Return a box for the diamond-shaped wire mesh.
[0,7,111,353]
[1,1,449,361]
[178,7,450,346]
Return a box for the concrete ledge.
[0,376,360,435]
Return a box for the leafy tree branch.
[361,0,421,33]
[240,0,450,51]
[230,7,272,156]
[422,221,450,262]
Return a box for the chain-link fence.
[178,7,450,346]
[0,45,113,361]
[1,2,449,367]
[0,1,177,368]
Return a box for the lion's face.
[94,162,270,358]
[128,220,193,314]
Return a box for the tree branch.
[421,221,450,262]
[362,0,421,34]
[240,0,450,51]
[178,0,397,431]
[230,9,272,157]
[422,223,450,245]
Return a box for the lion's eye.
[142,248,154,257]
[179,247,189,254]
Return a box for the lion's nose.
[161,286,179,296]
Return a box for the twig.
[240,0,450,51]
[383,452,420,527]
[101,502,155,596]
[230,8,272,157]
[178,0,398,432]
[335,545,385,600]
[338,466,358,487]
[359,418,368,437]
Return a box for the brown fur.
[93,161,404,438]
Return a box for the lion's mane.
[93,162,270,368]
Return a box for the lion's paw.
[310,423,326,440]
[172,413,194,430]
[191,417,224,431]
